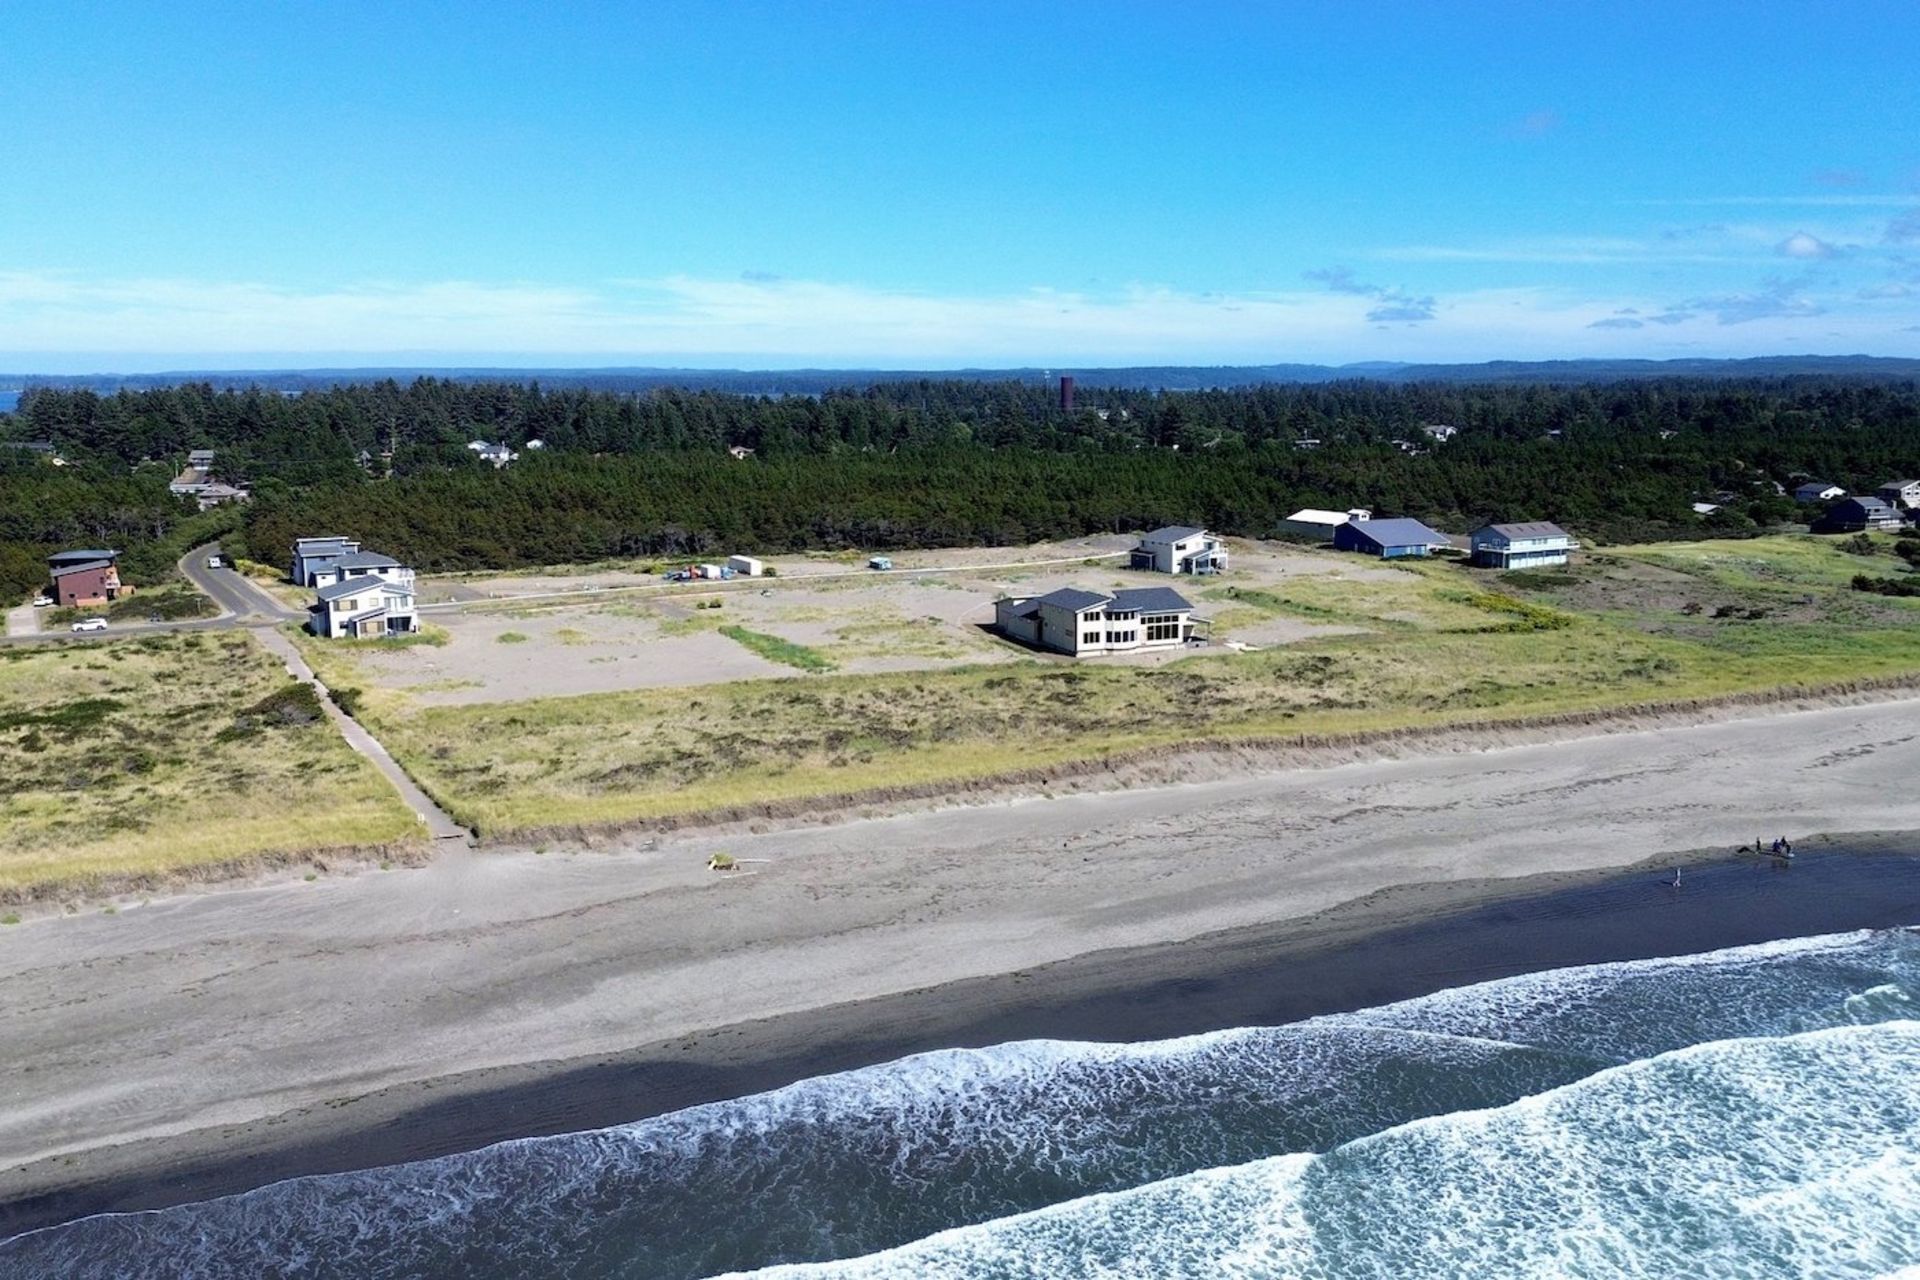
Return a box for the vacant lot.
[0,632,424,898]
[298,534,1920,838]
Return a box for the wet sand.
[6,843,1919,1240]
[5,695,1920,1236]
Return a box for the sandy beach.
[5,694,1920,1233]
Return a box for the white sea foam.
[5,929,1916,1279]
[738,1022,1920,1280]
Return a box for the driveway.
[3,603,38,639]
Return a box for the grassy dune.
[0,632,425,899]
[300,535,1920,838]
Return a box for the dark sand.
[7,837,1917,1241]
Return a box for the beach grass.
[294,536,1920,838]
[0,632,426,898]
[720,625,835,672]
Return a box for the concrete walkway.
[254,627,472,846]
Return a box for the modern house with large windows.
[1130,526,1228,575]
[1468,521,1578,569]
[993,586,1197,657]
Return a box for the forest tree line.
[3,375,1919,594]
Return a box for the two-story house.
[308,575,420,639]
[1130,526,1229,575]
[1468,522,1579,570]
[994,586,1197,656]
[1875,479,1920,510]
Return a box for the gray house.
[994,586,1197,656]
[292,536,361,586]
[1813,497,1906,534]
[1469,522,1578,569]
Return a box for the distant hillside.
[3,354,1918,399]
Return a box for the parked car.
[71,617,108,633]
[206,554,223,569]
[31,595,52,607]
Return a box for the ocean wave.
[740,1022,1920,1279]
[4,929,1917,1279]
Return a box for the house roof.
[1001,598,1043,619]
[1286,508,1353,525]
[196,482,249,497]
[1140,525,1207,542]
[316,576,415,602]
[332,551,401,569]
[48,548,119,564]
[1346,518,1446,548]
[1881,479,1920,490]
[50,559,114,578]
[296,536,355,551]
[1108,586,1194,613]
[1476,521,1569,540]
[1032,587,1111,613]
[1834,497,1899,516]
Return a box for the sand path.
[4,695,1920,1181]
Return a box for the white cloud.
[0,268,1912,368]
[1776,231,1838,259]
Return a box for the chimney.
[1059,375,1075,412]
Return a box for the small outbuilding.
[1279,507,1371,540]
[1794,481,1845,504]
[1333,518,1449,559]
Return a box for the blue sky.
[3,1,1917,370]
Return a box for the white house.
[308,575,419,639]
[1421,424,1459,442]
[1280,507,1371,539]
[994,586,1197,657]
[1130,526,1228,575]
[1469,521,1578,570]
[467,440,518,467]
[1794,481,1845,503]
[1876,479,1920,509]
[291,536,361,586]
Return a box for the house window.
[1146,614,1182,642]
[1083,631,1099,645]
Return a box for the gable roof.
[1141,525,1207,543]
[1833,496,1899,516]
[50,559,114,578]
[1001,597,1043,619]
[295,536,356,552]
[1475,521,1569,540]
[1881,479,1920,490]
[48,548,119,564]
[1033,587,1111,613]
[1346,518,1446,548]
[1286,508,1352,525]
[1108,586,1193,613]
[332,551,401,569]
[316,576,415,602]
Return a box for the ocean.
[4,926,1918,1278]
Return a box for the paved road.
[0,544,299,647]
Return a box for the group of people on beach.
[1752,836,1793,857]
